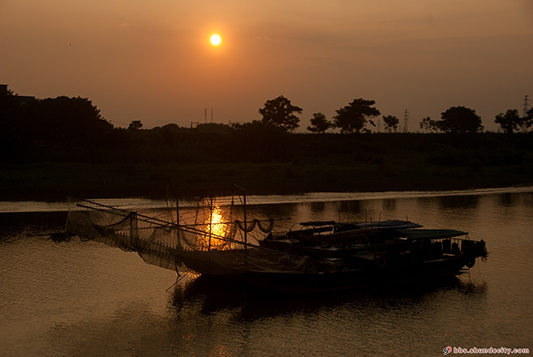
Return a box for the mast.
[244,191,247,249]
[233,184,248,249]
[208,194,213,251]
[168,178,181,245]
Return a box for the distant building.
[0,84,7,105]
[0,84,8,120]
[0,84,36,106]
[0,84,37,123]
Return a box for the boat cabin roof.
[394,229,468,240]
[287,226,332,236]
[299,221,336,227]
[336,220,422,232]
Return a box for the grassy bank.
[2,159,532,202]
[3,133,533,201]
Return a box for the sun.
[210,34,221,46]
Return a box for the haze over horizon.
[1,0,532,132]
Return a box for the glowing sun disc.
[210,34,221,45]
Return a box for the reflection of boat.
[63,192,488,294]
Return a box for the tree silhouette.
[0,93,113,160]
[259,95,302,131]
[307,112,332,133]
[382,115,399,133]
[419,117,438,133]
[436,106,483,133]
[524,107,533,130]
[230,120,289,161]
[37,96,112,151]
[333,98,380,133]
[160,123,186,148]
[495,109,520,134]
[128,120,143,130]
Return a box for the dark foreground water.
[1,189,532,356]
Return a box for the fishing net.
[65,199,311,276]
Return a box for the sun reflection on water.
[204,205,232,250]
[210,206,227,237]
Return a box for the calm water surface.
[1,189,532,356]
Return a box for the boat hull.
[234,257,473,294]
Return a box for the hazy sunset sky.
[1,0,532,131]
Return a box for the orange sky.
[1,0,532,131]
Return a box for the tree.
[160,123,186,147]
[419,117,438,133]
[382,115,399,133]
[333,98,380,133]
[524,107,533,130]
[436,106,483,133]
[495,109,521,134]
[258,95,302,131]
[307,112,332,133]
[128,120,143,130]
[37,96,112,150]
[229,120,289,161]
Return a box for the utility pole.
[403,109,409,133]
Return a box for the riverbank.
[2,160,532,202]
[4,132,533,201]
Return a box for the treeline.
[256,95,533,134]
[3,92,533,200]
[1,92,533,169]
[0,95,113,162]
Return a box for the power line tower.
[520,95,530,132]
[522,95,530,118]
[403,109,409,133]
[204,108,214,123]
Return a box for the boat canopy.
[336,220,422,232]
[394,229,468,240]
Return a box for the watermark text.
[443,346,530,355]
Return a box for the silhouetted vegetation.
[436,106,483,133]
[420,117,438,133]
[307,112,332,133]
[1,89,533,200]
[382,115,400,133]
[495,109,533,134]
[258,95,302,132]
[333,98,380,133]
[0,93,113,162]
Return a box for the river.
[1,188,532,356]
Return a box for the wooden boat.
[62,194,488,294]
[252,220,488,292]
